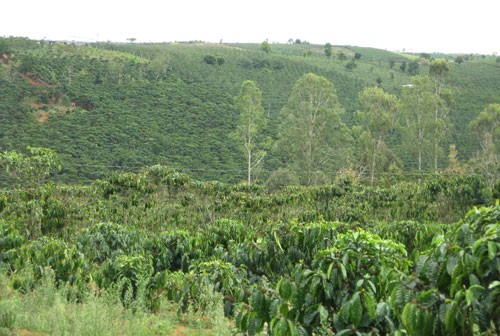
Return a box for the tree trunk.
[434,142,438,172]
[247,148,252,184]
[370,139,379,185]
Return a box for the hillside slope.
[1,37,499,183]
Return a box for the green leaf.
[488,280,500,289]
[279,303,289,317]
[339,300,350,323]
[487,241,497,260]
[446,255,458,275]
[303,307,318,326]
[236,311,250,331]
[350,292,363,327]
[286,319,297,336]
[272,317,288,336]
[277,278,293,300]
[326,262,334,279]
[269,298,281,319]
[250,290,268,319]
[318,304,329,324]
[465,288,474,306]
[363,292,377,320]
[445,301,459,334]
[296,326,309,336]
[438,303,448,323]
[376,302,388,320]
[339,262,347,279]
[248,314,264,336]
[402,303,418,335]
[335,329,354,336]
[418,290,437,308]
[342,252,350,267]
[273,230,284,252]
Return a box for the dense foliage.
[1,37,499,184]
[0,153,498,334]
[1,35,499,334]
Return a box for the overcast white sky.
[1,0,499,54]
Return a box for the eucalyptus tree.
[429,59,449,95]
[429,59,452,170]
[230,80,267,184]
[277,73,350,185]
[400,76,441,172]
[468,103,500,185]
[357,86,399,184]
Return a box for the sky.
[2,0,499,54]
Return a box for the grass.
[0,268,232,336]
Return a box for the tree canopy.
[278,73,350,185]
[231,80,267,184]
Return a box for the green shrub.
[77,222,144,263]
[394,204,500,335]
[203,55,217,65]
[144,230,194,273]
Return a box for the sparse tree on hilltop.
[260,40,271,54]
[324,43,333,57]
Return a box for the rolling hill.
[1,37,499,183]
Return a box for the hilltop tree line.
[233,60,499,186]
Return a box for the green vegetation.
[230,80,267,184]
[277,73,349,185]
[0,37,498,334]
[0,148,498,335]
[1,37,499,185]
[0,268,231,335]
[357,86,398,184]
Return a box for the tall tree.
[400,76,441,172]
[429,59,449,95]
[230,80,267,184]
[429,59,452,170]
[357,86,399,184]
[468,103,500,185]
[277,73,350,185]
